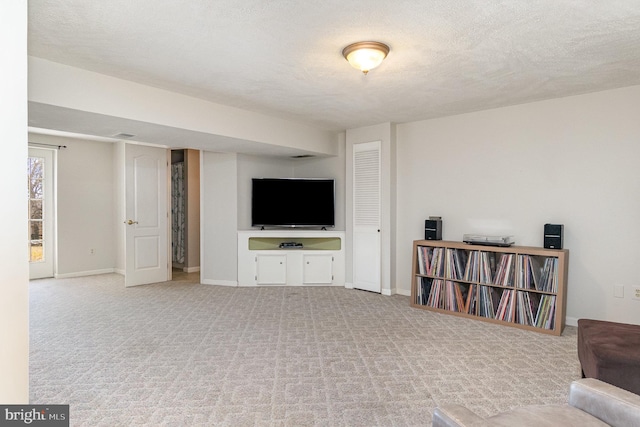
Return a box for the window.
[28,155,45,262]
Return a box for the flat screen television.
[251,178,335,228]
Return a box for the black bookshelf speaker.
[544,224,564,249]
[425,219,442,240]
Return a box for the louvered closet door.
[353,141,381,293]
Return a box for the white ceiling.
[28,1,640,143]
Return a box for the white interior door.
[124,144,169,287]
[353,141,381,293]
[28,147,55,279]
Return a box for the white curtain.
[171,162,185,264]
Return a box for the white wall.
[17,137,341,287]
[201,151,239,285]
[395,85,640,325]
[202,147,345,285]
[235,149,347,231]
[0,0,28,403]
[293,133,347,231]
[28,134,117,277]
[236,154,295,230]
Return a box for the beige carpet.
[29,274,581,426]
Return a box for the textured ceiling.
[28,1,640,133]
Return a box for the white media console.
[237,230,345,287]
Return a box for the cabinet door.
[256,254,287,285]
[303,254,333,284]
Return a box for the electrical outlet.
[614,284,624,298]
[90,248,95,255]
[633,286,640,301]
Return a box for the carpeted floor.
[29,274,581,426]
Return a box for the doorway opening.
[171,149,201,282]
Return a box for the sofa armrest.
[432,405,488,427]
[569,378,640,427]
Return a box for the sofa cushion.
[578,319,640,395]
[488,404,609,427]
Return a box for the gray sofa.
[432,378,640,427]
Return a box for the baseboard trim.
[565,316,578,327]
[183,266,200,273]
[395,288,411,297]
[344,282,354,289]
[201,279,238,287]
[381,289,392,296]
[115,268,125,276]
[55,268,115,279]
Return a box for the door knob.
[124,220,139,225]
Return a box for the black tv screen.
[252,178,335,228]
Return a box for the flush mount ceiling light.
[342,41,390,75]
